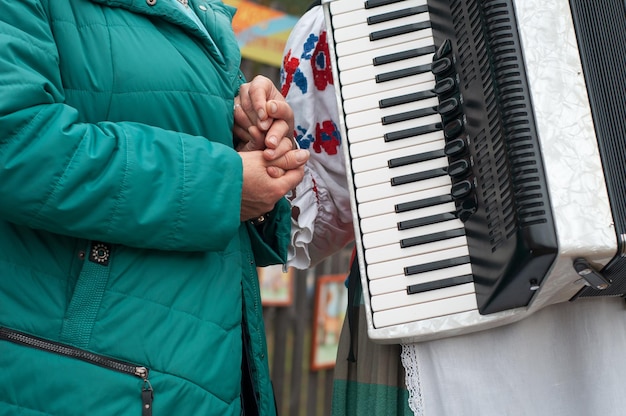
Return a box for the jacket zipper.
[0,326,153,415]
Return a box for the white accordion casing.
[323,0,618,343]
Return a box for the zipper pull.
[137,367,153,416]
[141,386,153,416]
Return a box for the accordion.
[322,0,626,343]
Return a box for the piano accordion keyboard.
[324,0,479,333]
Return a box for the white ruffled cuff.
[287,166,318,269]
[288,165,354,270]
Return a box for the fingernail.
[295,149,309,162]
[267,135,278,147]
[259,119,271,130]
[269,101,278,114]
[257,108,266,120]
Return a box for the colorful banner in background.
[224,0,300,67]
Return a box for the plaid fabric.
[331,261,413,416]
[332,305,412,416]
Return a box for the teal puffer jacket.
[0,0,288,415]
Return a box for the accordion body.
[322,0,626,343]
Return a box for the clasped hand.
[234,75,309,222]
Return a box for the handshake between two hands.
[233,75,310,223]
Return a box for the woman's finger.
[266,166,286,178]
[263,134,297,161]
[266,99,294,136]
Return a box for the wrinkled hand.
[233,75,295,161]
[240,148,309,222]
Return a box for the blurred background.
[227,0,315,83]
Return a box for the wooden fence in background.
[262,245,354,416]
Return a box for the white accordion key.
[331,2,430,43]
[343,81,437,114]
[351,138,445,173]
[329,0,428,15]
[365,235,468,264]
[367,245,470,280]
[335,27,434,58]
[327,0,364,14]
[338,48,434,86]
[341,67,434,100]
[353,156,448,188]
[349,130,444,159]
[357,184,452,218]
[336,36,436,72]
[371,282,475,312]
[372,293,477,328]
[356,175,451,205]
[362,217,464,249]
[347,113,441,143]
[369,264,474,296]
[330,0,428,30]
[360,201,456,234]
[346,96,439,129]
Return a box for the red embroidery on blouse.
[281,49,300,97]
[311,31,333,92]
[313,119,340,155]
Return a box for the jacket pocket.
[0,326,154,416]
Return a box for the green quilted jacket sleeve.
[0,0,244,252]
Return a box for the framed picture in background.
[311,274,348,371]
[257,264,294,306]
